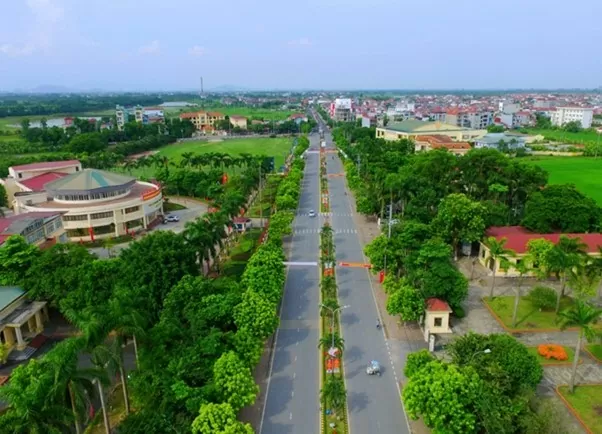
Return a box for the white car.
[164,215,180,223]
[308,210,316,217]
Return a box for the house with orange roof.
[179,111,225,132]
[229,115,248,130]
[413,135,471,156]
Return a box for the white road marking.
[289,412,293,420]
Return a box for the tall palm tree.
[558,300,602,393]
[318,332,345,352]
[486,237,515,298]
[512,260,531,328]
[547,236,587,312]
[46,339,109,434]
[184,219,214,275]
[180,152,195,169]
[320,376,346,413]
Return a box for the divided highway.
[323,125,412,434]
[260,134,322,434]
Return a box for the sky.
[1,0,602,91]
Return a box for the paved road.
[321,123,412,434]
[260,134,321,434]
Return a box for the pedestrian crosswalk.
[293,228,358,234]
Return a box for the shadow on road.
[341,311,360,327]
[347,391,370,413]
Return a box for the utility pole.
[383,194,393,274]
[356,154,361,175]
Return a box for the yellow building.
[376,120,486,142]
[179,111,225,132]
[0,286,49,353]
[229,115,248,129]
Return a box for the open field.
[523,156,602,205]
[525,128,602,146]
[557,385,602,434]
[157,137,293,168]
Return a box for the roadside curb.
[583,345,602,364]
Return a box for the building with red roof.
[479,226,602,276]
[424,298,453,338]
[0,211,67,248]
[414,135,471,156]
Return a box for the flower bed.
[526,345,576,366]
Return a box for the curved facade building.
[14,168,163,241]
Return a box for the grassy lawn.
[557,385,602,434]
[527,345,576,365]
[484,295,575,330]
[585,344,602,362]
[523,156,602,205]
[525,128,602,146]
[163,201,187,212]
[246,176,281,218]
[220,229,262,279]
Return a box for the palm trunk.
[569,331,583,394]
[69,383,83,434]
[489,272,497,298]
[97,381,111,434]
[119,364,131,415]
[512,282,521,328]
[556,274,566,313]
[132,334,139,366]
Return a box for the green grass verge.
[527,345,576,365]
[585,344,602,362]
[163,201,187,212]
[525,128,602,146]
[523,156,602,205]
[166,106,298,122]
[484,296,575,330]
[557,385,602,434]
[219,229,262,279]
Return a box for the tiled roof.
[485,226,602,254]
[207,112,224,117]
[230,115,247,120]
[45,169,135,192]
[426,298,451,312]
[385,120,463,133]
[0,286,26,312]
[179,112,199,119]
[11,160,80,172]
[0,211,64,235]
[17,172,68,191]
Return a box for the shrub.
[537,344,568,361]
[529,286,556,311]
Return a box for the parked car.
[164,215,180,223]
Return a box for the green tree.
[67,132,107,153]
[0,183,7,212]
[213,351,259,412]
[485,237,516,298]
[364,234,388,272]
[403,361,481,434]
[432,193,486,260]
[546,236,587,312]
[558,300,602,393]
[234,290,279,341]
[268,211,294,238]
[191,402,254,434]
[320,376,346,413]
[318,332,345,352]
[386,284,424,322]
[404,349,435,378]
[526,238,554,279]
[487,125,505,133]
[0,359,71,434]
[512,260,531,328]
[0,235,40,285]
[241,244,285,304]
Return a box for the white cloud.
[0,0,65,56]
[188,45,207,57]
[0,43,36,57]
[288,37,313,46]
[139,40,161,55]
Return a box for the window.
[124,206,139,214]
[434,317,442,327]
[90,211,113,220]
[63,215,88,221]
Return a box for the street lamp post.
[469,348,492,363]
[320,304,350,349]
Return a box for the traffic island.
[319,223,348,434]
[320,150,330,213]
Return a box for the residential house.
[413,135,472,156]
[330,98,353,122]
[289,113,308,124]
[229,115,248,130]
[479,226,602,277]
[376,120,486,142]
[445,107,494,129]
[115,105,164,130]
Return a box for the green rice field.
[523,156,602,205]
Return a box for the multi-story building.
[1,160,83,205]
[376,120,486,142]
[329,98,353,122]
[116,105,164,130]
[445,108,494,130]
[0,211,67,248]
[498,102,520,114]
[179,111,226,132]
[551,107,594,128]
[12,167,163,242]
